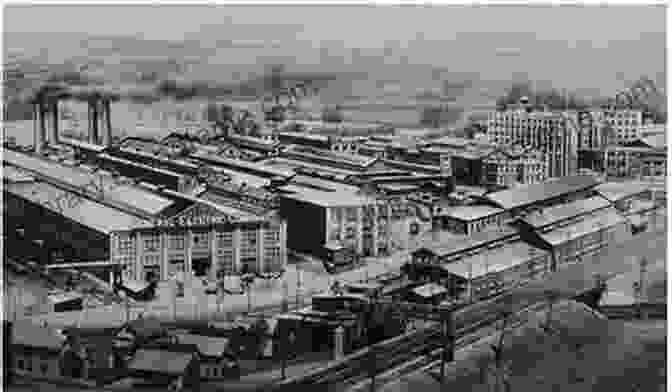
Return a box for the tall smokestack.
[89,100,99,145]
[36,101,47,154]
[49,101,59,145]
[33,103,43,154]
[104,100,113,146]
[98,100,107,146]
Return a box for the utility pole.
[296,269,302,310]
[440,311,455,386]
[368,297,377,392]
[282,277,289,313]
[637,257,648,319]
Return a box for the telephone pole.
[440,312,455,386]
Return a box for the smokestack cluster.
[32,95,113,152]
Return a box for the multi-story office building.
[598,106,644,144]
[487,108,579,178]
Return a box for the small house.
[127,345,200,390]
[9,321,67,381]
[176,334,240,380]
[116,317,168,355]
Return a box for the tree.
[480,306,516,392]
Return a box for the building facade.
[486,109,578,178]
[111,204,287,283]
[482,147,547,188]
[604,142,667,179]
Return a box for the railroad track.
[269,229,667,392]
[344,302,549,392]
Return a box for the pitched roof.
[5,181,152,234]
[521,196,612,229]
[539,210,628,246]
[12,321,66,351]
[413,226,518,258]
[444,205,505,221]
[128,349,194,374]
[3,149,175,217]
[485,175,600,210]
[176,334,230,357]
[281,144,378,169]
[438,241,548,279]
[595,182,651,202]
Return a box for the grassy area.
[383,300,667,392]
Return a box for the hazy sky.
[4,5,667,97]
[5,5,665,45]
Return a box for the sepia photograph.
[1,3,667,392]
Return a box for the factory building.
[481,175,600,217]
[278,178,432,260]
[408,228,550,301]
[111,198,287,283]
[279,144,389,173]
[3,149,287,284]
[531,209,632,270]
[438,205,510,235]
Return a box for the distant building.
[439,205,510,235]
[482,146,547,188]
[604,134,667,178]
[596,106,644,144]
[637,123,667,139]
[487,108,579,178]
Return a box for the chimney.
[33,103,43,154]
[35,102,47,154]
[50,101,60,145]
[89,100,99,145]
[104,100,113,146]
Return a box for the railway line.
[267,228,667,392]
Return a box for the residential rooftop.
[176,334,231,357]
[128,348,194,374]
[11,321,67,351]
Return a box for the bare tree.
[480,306,516,392]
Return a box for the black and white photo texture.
[2,4,667,392]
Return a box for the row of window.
[117,229,278,254]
